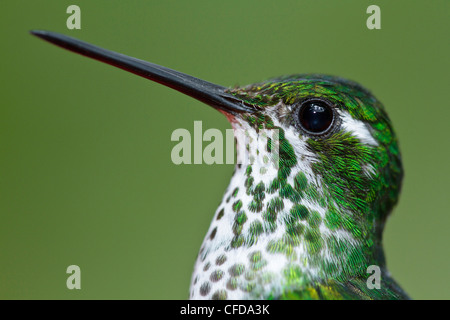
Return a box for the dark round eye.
[297,99,335,135]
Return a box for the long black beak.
[30,30,256,115]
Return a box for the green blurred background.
[1,1,449,299]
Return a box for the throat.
[189,119,383,300]
[189,160,373,300]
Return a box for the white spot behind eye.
[339,110,378,146]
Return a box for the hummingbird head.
[31,31,404,298]
[227,74,403,225]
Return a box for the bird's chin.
[218,109,237,124]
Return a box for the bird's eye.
[296,99,336,136]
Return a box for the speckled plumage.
[190,74,408,300]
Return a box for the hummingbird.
[31,30,409,300]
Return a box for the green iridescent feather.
[223,74,407,299]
